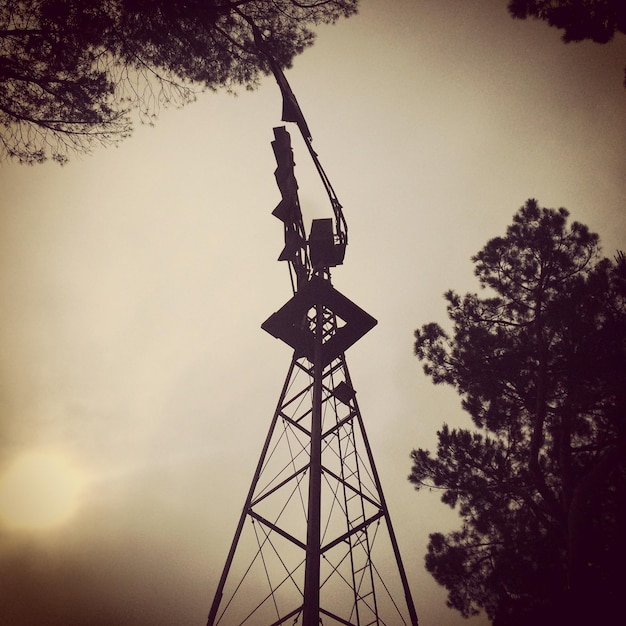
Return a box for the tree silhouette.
[0,0,358,164]
[508,0,626,43]
[507,0,626,86]
[411,200,626,625]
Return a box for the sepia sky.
[1,1,625,624]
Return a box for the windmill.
[207,30,418,626]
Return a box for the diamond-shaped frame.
[262,275,377,366]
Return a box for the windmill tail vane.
[242,10,347,277]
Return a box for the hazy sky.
[1,1,625,624]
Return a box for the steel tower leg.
[303,303,323,625]
[206,360,298,626]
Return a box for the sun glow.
[0,450,85,530]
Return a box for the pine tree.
[411,199,626,624]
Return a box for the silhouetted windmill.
[207,28,418,626]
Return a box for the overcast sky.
[1,1,625,625]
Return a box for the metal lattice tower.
[206,121,418,626]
